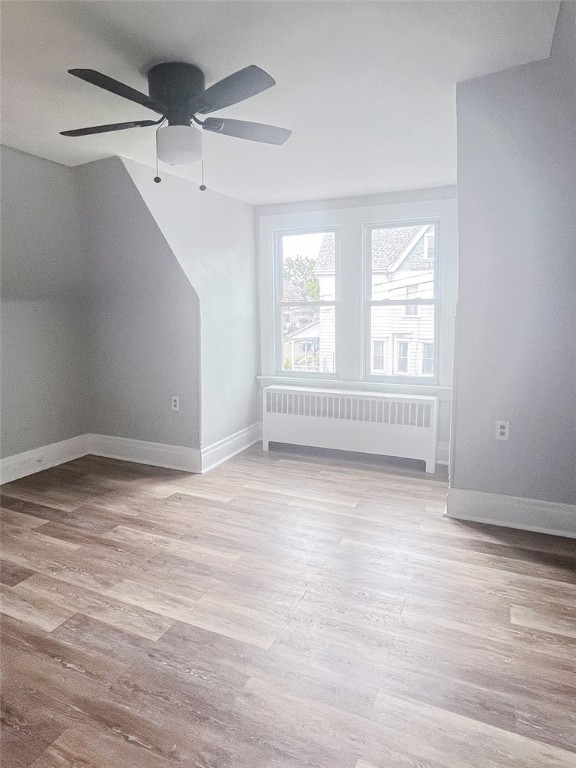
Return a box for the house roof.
[285,320,320,340]
[371,226,421,270]
[315,225,434,273]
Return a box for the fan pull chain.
[153,120,165,183]
[199,159,206,192]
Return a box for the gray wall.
[0,147,255,460]
[451,2,576,505]
[78,157,201,450]
[123,159,259,447]
[0,146,89,456]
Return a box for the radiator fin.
[266,390,431,428]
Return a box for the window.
[395,339,410,374]
[261,201,454,390]
[367,222,438,380]
[277,231,336,374]
[404,284,420,316]
[421,342,434,376]
[372,339,387,372]
[424,232,435,260]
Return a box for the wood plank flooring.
[1,445,575,767]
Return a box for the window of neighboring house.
[277,230,337,374]
[368,222,438,381]
[424,231,435,261]
[404,284,420,316]
[372,339,387,373]
[421,342,434,376]
[395,339,410,374]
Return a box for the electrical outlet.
[171,396,180,412]
[495,420,509,441]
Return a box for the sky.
[281,232,326,262]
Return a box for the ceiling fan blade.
[202,118,292,145]
[68,69,166,114]
[192,65,275,114]
[60,120,159,137]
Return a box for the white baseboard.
[201,422,262,473]
[0,434,90,485]
[88,434,201,474]
[0,425,263,484]
[0,433,201,483]
[445,487,576,539]
[437,441,449,466]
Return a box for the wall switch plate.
[171,396,180,412]
[495,420,509,440]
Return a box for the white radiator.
[263,386,439,472]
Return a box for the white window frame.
[273,227,340,378]
[258,195,457,399]
[364,218,441,385]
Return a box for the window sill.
[257,375,452,401]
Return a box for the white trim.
[256,185,457,216]
[201,422,262,473]
[0,427,264,485]
[437,442,449,466]
[87,434,201,474]
[445,488,576,539]
[0,434,90,485]
[257,376,452,401]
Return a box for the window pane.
[370,305,435,377]
[370,224,435,301]
[282,306,335,373]
[281,232,335,302]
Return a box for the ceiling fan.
[61,62,292,166]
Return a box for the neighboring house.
[370,224,435,377]
[315,225,435,376]
[283,320,321,372]
[282,225,435,376]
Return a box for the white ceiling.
[1,2,559,205]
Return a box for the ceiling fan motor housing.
[147,62,205,124]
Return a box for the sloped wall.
[78,157,202,450]
[450,2,576,510]
[123,158,259,448]
[1,149,254,465]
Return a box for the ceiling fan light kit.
[61,60,291,181]
[157,124,202,165]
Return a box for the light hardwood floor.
[1,445,575,767]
